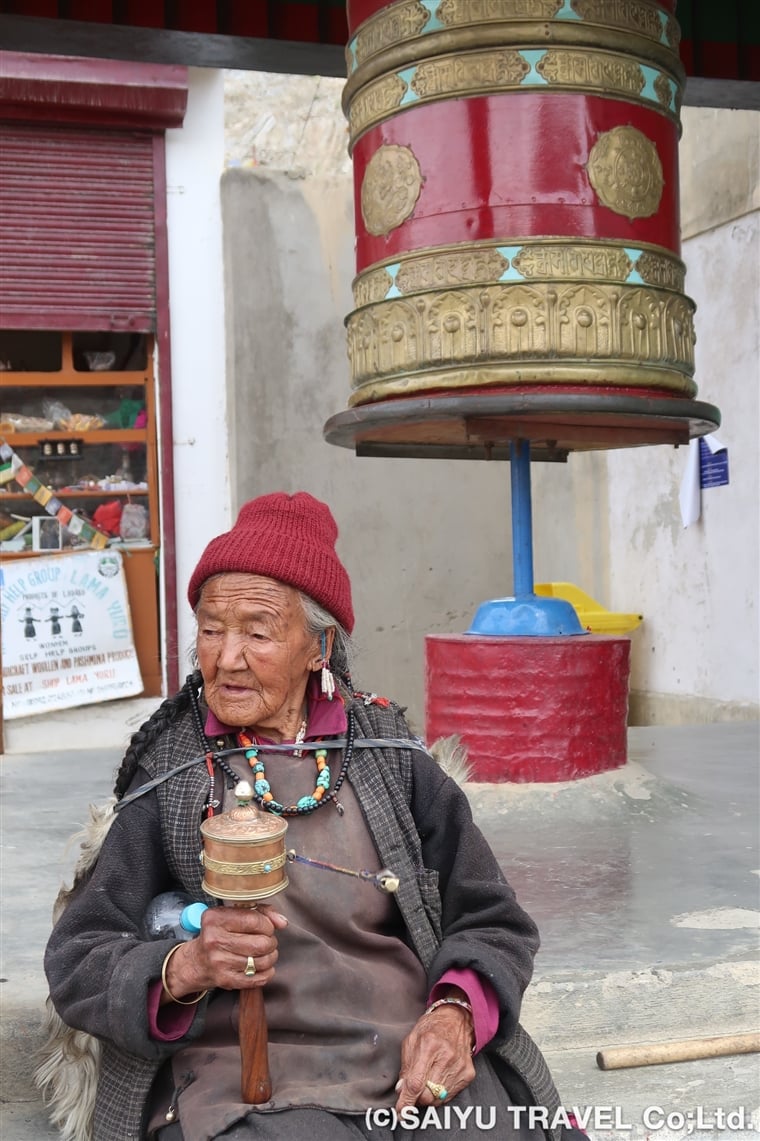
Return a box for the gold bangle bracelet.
[160,943,209,1006]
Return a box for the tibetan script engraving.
[572,0,680,51]
[411,50,530,98]
[353,267,395,309]
[512,244,634,281]
[350,73,408,140]
[654,71,675,108]
[395,248,509,293]
[537,49,645,99]
[353,1,430,67]
[635,250,685,291]
[438,0,562,25]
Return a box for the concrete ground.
[1,720,759,1140]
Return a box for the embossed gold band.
[346,280,696,401]
[349,363,697,407]
[345,1,682,105]
[201,875,290,903]
[348,45,682,145]
[353,240,686,308]
[202,851,288,877]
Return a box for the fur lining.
[35,1002,102,1141]
[34,799,116,1141]
[428,735,472,785]
[51,798,117,922]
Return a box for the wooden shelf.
[2,429,147,446]
[0,489,148,501]
[2,371,150,387]
[0,543,155,561]
[0,332,162,700]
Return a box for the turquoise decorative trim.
[497,247,527,281]
[519,50,550,85]
[347,40,357,76]
[640,66,659,105]
[425,0,446,32]
[624,248,645,284]
[657,9,670,46]
[398,67,418,106]
[385,264,402,299]
[642,67,677,113]
[555,0,582,19]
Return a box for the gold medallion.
[361,145,424,237]
[587,126,664,220]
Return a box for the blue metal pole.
[510,438,534,598]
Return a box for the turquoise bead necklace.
[235,709,356,817]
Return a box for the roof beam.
[0,14,758,108]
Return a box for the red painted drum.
[325,0,720,455]
[425,633,631,782]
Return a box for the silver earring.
[319,631,335,701]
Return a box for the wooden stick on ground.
[597,1032,760,1071]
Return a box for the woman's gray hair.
[298,591,354,680]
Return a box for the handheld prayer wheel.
[324,0,721,457]
[200,785,288,1104]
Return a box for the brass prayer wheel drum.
[325,0,721,456]
[200,803,289,904]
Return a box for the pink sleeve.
[428,968,500,1055]
[147,979,198,1041]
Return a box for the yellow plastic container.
[534,583,642,635]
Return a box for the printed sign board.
[0,550,143,718]
[699,437,730,489]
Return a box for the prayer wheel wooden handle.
[239,985,272,1103]
[199,783,289,1107]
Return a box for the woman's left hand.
[395,1002,476,1113]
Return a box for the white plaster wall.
[165,69,230,669]
[604,210,759,715]
[607,110,760,719]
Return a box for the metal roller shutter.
[0,124,156,331]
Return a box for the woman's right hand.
[161,904,288,1002]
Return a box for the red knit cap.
[187,492,354,633]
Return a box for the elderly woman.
[42,492,579,1141]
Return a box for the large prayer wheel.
[325,0,720,458]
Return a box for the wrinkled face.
[196,573,321,740]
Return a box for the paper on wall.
[679,433,727,527]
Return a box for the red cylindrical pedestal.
[425,633,630,782]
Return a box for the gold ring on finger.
[244,955,256,977]
[426,1081,448,1100]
